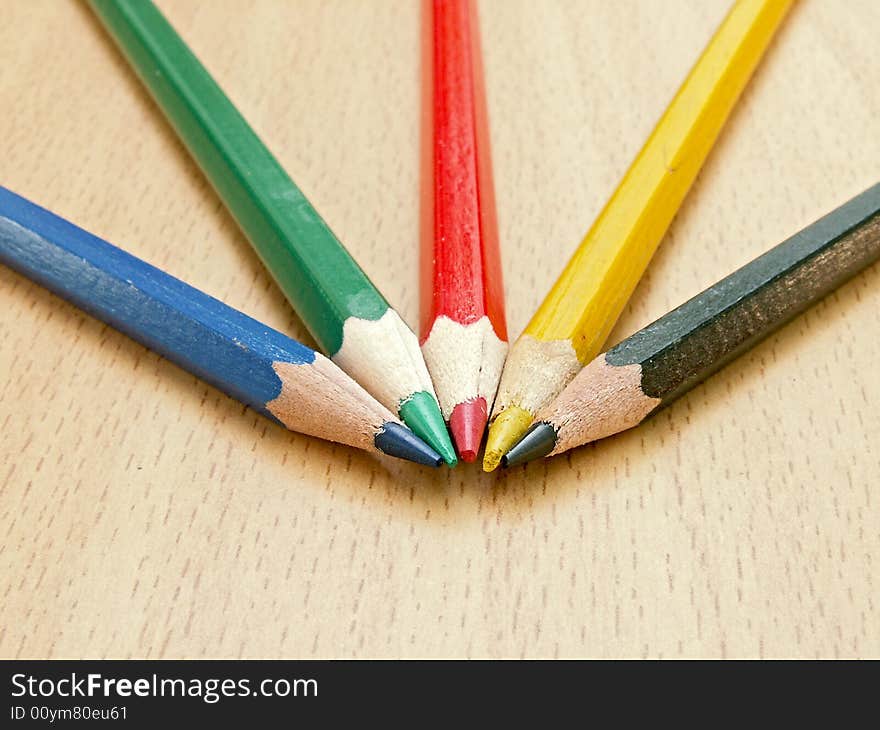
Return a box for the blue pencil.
[0,187,442,466]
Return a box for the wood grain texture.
[1,0,879,659]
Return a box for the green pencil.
[88,0,457,465]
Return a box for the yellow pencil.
[483,0,792,471]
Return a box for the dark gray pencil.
[504,183,880,465]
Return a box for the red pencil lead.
[449,397,487,463]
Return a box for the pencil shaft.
[0,186,444,466]
[607,184,880,406]
[88,0,386,357]
[420,0,506,338]
[524,0,792,357]
[420,0,507,458]
[0,189,313,417]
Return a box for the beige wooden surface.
[1,0,878,659]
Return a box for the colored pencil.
[88,0,457,466]
[0,187,443,467]
[420,0,508,462]
[503,184,880,466]
[483,0,792,471]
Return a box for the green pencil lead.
[399,391,457,467]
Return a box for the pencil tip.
[449,397,487,463]
[399,390,458,466]
[482,405,534,472]
[375,422,443,467]
[501,422,558,467]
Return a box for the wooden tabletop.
[2,0,878,659]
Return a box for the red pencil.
[420,0,508,462]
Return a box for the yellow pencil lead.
[482,405,535,472]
